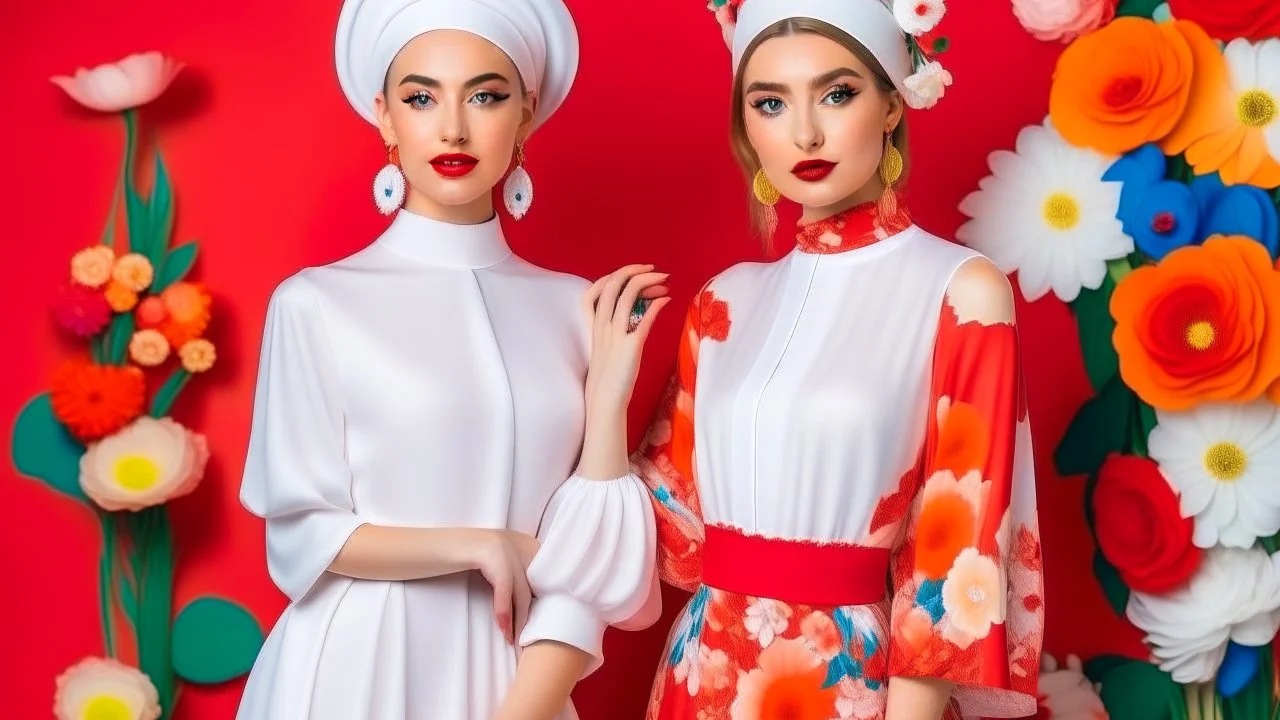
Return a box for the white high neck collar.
[376,209,512,268]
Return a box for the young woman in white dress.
[235,1,669,717]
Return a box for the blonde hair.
[729,17,910,243]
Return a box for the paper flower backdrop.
[966,3,1280,717]
[12,52,262,720]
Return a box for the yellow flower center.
[114,455,161,491]
[1043,193,1080,230]
[1204,441,1248,482]
[84,695,132,720]
[1186,321,1217,350]
[1237,89,1278,128]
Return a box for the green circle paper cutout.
[172,597,264,684]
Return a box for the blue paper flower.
[1216,641,1260,699]
[1103,145,1199,261]
[1191,174,1279,257]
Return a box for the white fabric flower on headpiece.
[903,60,952,109]
[894,0,945,35]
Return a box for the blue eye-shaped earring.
[373,143,406,215]
[503,141,533,220]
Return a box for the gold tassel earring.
[877,133,904,221]
[753,168,780,237]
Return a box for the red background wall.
[0,0,1146,716]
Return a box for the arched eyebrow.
[398,72,511,89]
[809,67,862,89]
[744,67,863,95]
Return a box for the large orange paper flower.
[1049,18,1196,155]
[1160,34,1280,188]
[50,361,146,441]
[1111,236,1280,410]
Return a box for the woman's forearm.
[885,677,954,720]
[575,408,629,480]
[328,525,490,581]
[493,640,591,720]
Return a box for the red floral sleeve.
[631,288,726,592]
[886,276,1044,718]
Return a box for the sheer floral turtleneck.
[632,200,1044,720]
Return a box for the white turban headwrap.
[730,0,913,99]
[335,0,579,131]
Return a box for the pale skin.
[740,30,1011,718]
[327,28,669,720]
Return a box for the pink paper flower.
[51,52,184,112]
[1012,0,1117,43]
[79,416,208,512]
[54,284,112,337]
[54,657,161,720]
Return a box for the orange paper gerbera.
[50,361,146,441]
[1160,34,1280,188]
[1111,236,1280,410]
[158,282,211,347]
[1050,18,1196,155]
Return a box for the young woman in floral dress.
[631,0,1046,717]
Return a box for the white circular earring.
[503,142,533,220]
[373,144,406,215]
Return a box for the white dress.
[236,210,658,720]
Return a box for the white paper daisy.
[956,117,1131,303]
[1127,546,1280,684]
[54,657,162,720]
[1225,39,1280,162]
[1148,401,1280,549]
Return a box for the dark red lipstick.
[791,159,837,182]
[430,153,479,178]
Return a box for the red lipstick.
[791,159,837,182]
[430,153,479,178]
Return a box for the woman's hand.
[581,264,671,418]
[473,529,541,645]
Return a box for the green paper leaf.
[1132,399,1159,458]
[1055,374,1134,477]
[108,312,135,366]
[1116,0,1165,18]
[173,597,265,684]
[1083,654,1133,684]
[153,242,198,294]
[1098,658,1178,720]
[147,152,175,266]
[1093,548,1131,617]
[1261,534,1280,554]
[1072,273,1119,393]
[1083,470,1101,542]
[150,369,190,418]
[126,182,151,260]
[931,36,950,54]
[12,393,87,501]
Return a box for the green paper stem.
[147,152,175,268]
[99,512,117,658]
[1107,257,1133,285]
[129,507,176,718]
[150,369,191,418]
[107,312,135,366]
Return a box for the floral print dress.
[633,203,1044,720]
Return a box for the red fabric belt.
[701,525,890,606]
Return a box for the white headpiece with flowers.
[709,0,952,109]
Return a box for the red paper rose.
[1167,0,1280,41]
[1093,453,1201,594]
